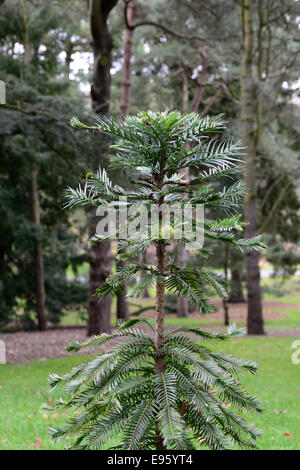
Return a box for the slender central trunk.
[154,242,166,371]
[154,240,166,450]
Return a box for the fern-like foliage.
[45,319,262,450]
[47,110,265,450]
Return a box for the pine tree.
[46,110,265,450]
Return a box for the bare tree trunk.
[30,168,47,331]
[88,235,112,335]
[120,0,135,114]
[116,0,136,319]
[176,49,206,317]
[177,196,189,317]
[176,64,190,317]
[88,0,118,335]
[228,268,245,303]
[240,0,265,335]
[116,249,129,322]
[142,249,150,298]
[223,246,229,326]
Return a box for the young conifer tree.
[46,111,265,450]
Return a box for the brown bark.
[90,0,118,113]
[88,235,112,335]
[30,168,47,331]
[176,48,206,317]
[191,46,207,113]
[123,0,204,42]
[121,0,135,114]
[116,250,129,322]
[115,0,136,319]
[228,268,245,303]
[223,246,229,326]
[240,0,265,335]
[154,242,166,373]
[142,249,150,297]
[154,239,166,450]
[88,0,118,335]
[223,298,229,326]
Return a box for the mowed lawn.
[0,337,299,450]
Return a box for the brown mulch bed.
[0,328,88,364]
[1,324,300,364]
[0,298,299,364]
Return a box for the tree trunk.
[154,242,166,370]
[176,67,190,317]
[177,240,189,318]
[223,246,229,326]
[176,49,205,318]
[154,240,166,450]
[116,251,129,322]
[240,0,265,335]
[228,268,245,303]
[88,0,118,335]
[116,1,136,318]
[120,0,135,114]
[142,249,150,298]
[223,298,229,327]
[30,168,47,331]
[90,0,118,113]
[88,235,112,336]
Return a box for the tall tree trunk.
[240,0,265,335]
[116,0,136,319]
[88,235,112,335]
[228,268,245,303]
[30,168,47,331]
[142,249,150,298]
[223,246,229,326]
[120,0,135,114]
[116,249,129,322]
[176,48,206,317]
[177,193,189,317]
[88,0,118,335]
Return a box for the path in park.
[1,297,299,364]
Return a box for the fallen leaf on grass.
[42,413,48,419]
[284,432,292,438]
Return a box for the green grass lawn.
[1,337,299,450]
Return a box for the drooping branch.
[0,103,61,121]
[123,0,205,42]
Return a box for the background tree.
[87,0,119,335]
[0,0,91,329]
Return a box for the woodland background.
[0,0,299,336]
